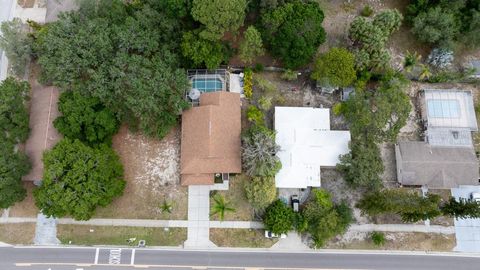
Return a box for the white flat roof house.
[274,107,351,189]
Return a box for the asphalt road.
[1,247,480,270]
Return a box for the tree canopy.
[303,189,352,248]
[181,30,228,69]
[34,139,125,220]
[242,125,282,177]
[263,199,294,234]
[35,1,189,138]
[348,9,402,70]
[357,189,442,222]
[191,0,247,41]
[407,0,480,48]
[0,18,33,77]
[340,72,411,142]
[260,0,326,68]
[311,47,356,88]
[0,77,30,144]
[337,140,384,190]
[239,26,265,65]
[0,141,30,209]
[54,91,119,145]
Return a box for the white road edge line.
[94,248,99,264]
[131,249,136,265]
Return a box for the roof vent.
[452,131,459,139]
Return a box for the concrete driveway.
[451,185,480,252]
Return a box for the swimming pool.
[191,78,223,92]
[427,99,461,118]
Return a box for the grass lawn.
[210,229,278,248]
[210,174,255,221]
[327,232,455,251]
[9,182,38,217]
[0,223,36,245]
[57,225,186,247]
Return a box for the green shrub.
[246,105,264,125]
[244,69,253,99]
[332,103,343,116]
[254,63,264,72]
[258,96,272,111]
[361,5,374,17]
[371,231,385,246]
[244,176,276,210]
[263,199,294,234]
[281,69,298,81]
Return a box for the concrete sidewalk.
[0,217,454,234]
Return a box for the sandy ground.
[8,182,38,217]
[0,224,36,245]
[22,64,61,182]
[94,125,187,220]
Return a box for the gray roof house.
[419,89,478,147]
[395,89,479,189]
[395,141,479,189]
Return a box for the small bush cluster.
[244,69,253,99]
[263,189,354,248]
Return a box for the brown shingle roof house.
[180,91,242,185]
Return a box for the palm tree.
[211,194,235,221]
[160,200,173,214]
[418,64,432,81]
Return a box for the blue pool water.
[427,99,461,118]
[192,78,223,92]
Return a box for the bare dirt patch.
[320,169,369,225]
[9,182,38,217]
[94,125,187,220]
[327,231,455,251]
[0,223,36,245]
[210,228,278,248]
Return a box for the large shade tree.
[54,91,119,145]
[260,0,326,68]
[0,141,30,209]
[311,47,356,88]
[34,139,125,220]
[191,0,248,41]
[348,9,402,70]
[340,72,411,143]
[337,140,384,190]
[0,77,30,144]
[303,189,353,248]
[35,1,189,138]
[407,0,480,48]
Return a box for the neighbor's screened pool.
[192,78,223,92]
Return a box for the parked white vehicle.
[470,192,480,202]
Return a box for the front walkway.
[33,213,59,245]
[184,185,216,248]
